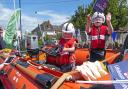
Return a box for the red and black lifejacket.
[89,25,108,49]
[59,38,77,48]
[47,38,77,66]
[56,38,77,65]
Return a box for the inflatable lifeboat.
[0,47,121,89]
[2,33,128,89]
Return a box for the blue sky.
[0,0,92,33]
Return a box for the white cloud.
[36,10,70,25]
[0,3,70,33]
[21,15,42,33]
[0,4,12,27]
[0,3,42,33]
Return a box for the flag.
[3,9,20,48]
[93,0,109,13]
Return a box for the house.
[31,20,61,39]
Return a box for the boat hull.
[0,48,120,89]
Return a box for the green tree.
[105,0,128,30]
[71,0,128,31]
[55,32,61,40]
[44,34,51,41]
[71,6,86,30]
[70,1,94,31]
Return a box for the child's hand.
[106,13,111,22]
[87,14,91,23]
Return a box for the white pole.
[13,0,21,51]
[76,80,128,84]
[13,0,18,50]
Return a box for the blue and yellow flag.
[3,9,20,48]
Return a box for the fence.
[79,31,128,49]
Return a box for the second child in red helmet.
[86,12,113,62]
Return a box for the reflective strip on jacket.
[89,25,108,49]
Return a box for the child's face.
[62,32,73,39]
[94,22,102,27]
[93,17,104,26]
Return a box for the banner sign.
[108,61,128,89]
[93,0,109,12]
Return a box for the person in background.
[58,22,78,72]
[86,12,113,62]
[0,27,6,50]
